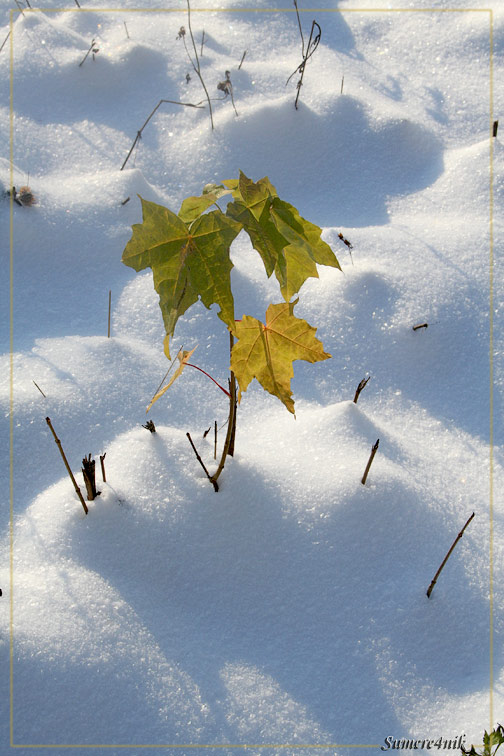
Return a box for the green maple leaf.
[231,299,331,415]
[269,197,341,300]
[178,183,235,223]
[226,172,341,299]
[225,172,285,278]
[122,196,241,358]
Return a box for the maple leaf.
[226,172,341,298]
[178,183,235,223]
[269,197,341,300]
[231,300,331,415]
[122,196,241,358]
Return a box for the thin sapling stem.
[214,420,217,460]
[211,331,237,486]
[120,99,204,170]
[200,29,205,56]
[33,380,46,398]
[124,21,130,39]
[46,417,88,514]
[286,3,321,110]
[361,439,379,485]
[238,50,247,69]
[178,0,214,130]
[187,432,218,492]
[79,39,99,67]
[426,512,475,598]
[0,30,11,54]
[493,120,499,138]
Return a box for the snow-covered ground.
[1,1,503,753]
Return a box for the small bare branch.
[426,513,475,598]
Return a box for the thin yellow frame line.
[9,5,15,751]
[14,6,493,10]
[8,5,495,750]
[488,7,495,735]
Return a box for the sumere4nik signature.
[381,735,467,751]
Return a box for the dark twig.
[200,29,205,56]
[238,50,247,69]
[361,439,379,485]
[353,376,370,404]
[341,75,344,94]
[14,1,25,17]
[107,290,111,338]
[286,3,321,110]
[217,70,238,117]
[74,0,81,7]
[0,30,11,54]
[293,0,305,54]
[46,417,88,514]
[79,38,99,67]
[493,120,499,138]
[124,21,130,39]
[33,380,46,398]
[214,420,217,460]
[187,432,218,492]
[177,0,214,130]
[412,322,428,331]
[426,512,475,598]
[143,420,156,433]
[100,453,107,482]
[120,100,204,170]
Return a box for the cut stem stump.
[82,454,99,501]
[361,439,379,485]
[100,453,107,482]
[46,417,88,514]
[353,376,370,404]
[426,512,475,598]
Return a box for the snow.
[1,0,503,753]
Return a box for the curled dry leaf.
[146,346,197,412]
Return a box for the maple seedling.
[121,171,341,489]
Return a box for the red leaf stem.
[185,364,231,396]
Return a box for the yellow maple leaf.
[231,301,331,415]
